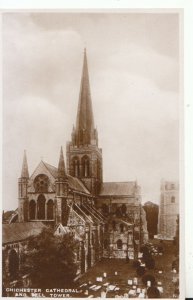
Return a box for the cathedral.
[3,50,148,286]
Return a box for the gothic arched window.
[116,207,121,217]
[112,220,116,231]
[37,194,46,220]
[47,199,54,220]
[96,159,101,179]
[121,204,127,215]
[9,249,19,280]
[104,239,108,249]
[81,156,90,177]
[102,203,109,215]
[34,174,49,193]
[72,157,80,177]
[29,200,36,220]
[120,224,124,233]
[117,239,123,250]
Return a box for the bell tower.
[67,49,103,196]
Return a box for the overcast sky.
[2,12,180,211]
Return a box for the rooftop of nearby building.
[2,222,45,244]
[99,182,137,197]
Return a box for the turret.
[55,147,68,224]
[18,150,29,222]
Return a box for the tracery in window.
[34,174,49,193]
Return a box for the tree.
[173,214,179,256]
[147,286,160,298]
[143,202,159,239]
[21,227,78,288]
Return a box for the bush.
[136,266,146,276]
[145,258,155,269]
[140,245,149,255]
[143,252,152,262]
[158,245,164,253]
[142,274,156,286]
[132,260,140,268]
[21,227,78,288]
[147,286,160,298]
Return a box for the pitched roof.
[43,162,90,195]
[73,204,94,224]
[2,222,45,244]
[3,211,15,223]
[67,175,90,195]
[43,162,58,178]
[81,204,104,223]
[99,182,136,196]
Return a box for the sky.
[2,12,180,211]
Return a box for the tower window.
[97,159,100,179]
[81,156,90,177]
[171,196,175,203]
[72,157,80,177]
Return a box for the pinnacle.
[58,147,66,178]
[21,150,29,178]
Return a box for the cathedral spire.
[58,146,66,178]
[75,49,95,146]
[21,150,29,178]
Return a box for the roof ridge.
[43,161,57,170]
[103,181,135,184]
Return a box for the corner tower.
[67,49,103,195]
[56,147,68,224]
[18,150,29,222]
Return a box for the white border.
[1,1,192,299]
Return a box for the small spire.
[58,147,66,178]
[21,150,29,178]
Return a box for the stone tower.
[158,180,179,240]
[67,49,103,195]
[18,150,29,222]
[55,147,68,224]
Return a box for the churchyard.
[75,240,179,298]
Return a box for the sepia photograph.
[2,11,181,298]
